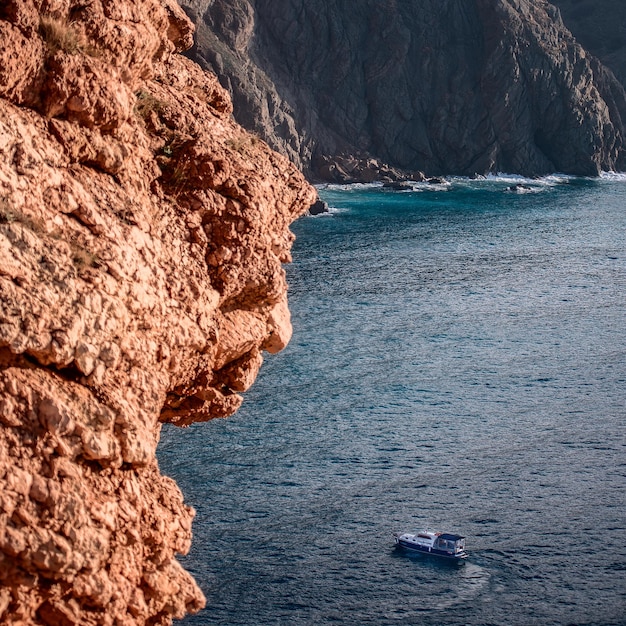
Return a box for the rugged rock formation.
[182,0,626,179]
[551,0,626,89]
[0,1,315,624]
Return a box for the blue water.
[158,174,626,626]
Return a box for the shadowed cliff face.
[182,0,626,179]
[0,0,315,623]
[551,0,626,89]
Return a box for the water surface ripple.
[159,175,626,626]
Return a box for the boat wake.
[430,562,491,611]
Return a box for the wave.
[477,173,578,189]
[428,173,573,193]
[488,171,626,184]
[403,180,452,192]
[485,172,571,182]
[315,182,383,192]
[317,173,576,192]
[313,172,626,207]
[316,171,626,192]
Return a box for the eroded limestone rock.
[0,1,316,623]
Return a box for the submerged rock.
[506,183,534,192]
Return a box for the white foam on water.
[412,181,452,191]
[484,172,575,186]
[316,172,626,193]
[315,182,383,192]
[307,205,347,217]
[485,172,534,184]
[600,170,626,181]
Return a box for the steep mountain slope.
[0,1,314,623]
[551,0,626,88]
[182,0,626,180]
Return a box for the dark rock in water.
[506,183,533,192]
[308,199,329,215]
[426,177,447,185]
[181,0,626,179]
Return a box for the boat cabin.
[435,533,465,553]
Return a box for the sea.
[158,173,626,626]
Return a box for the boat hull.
[395,537,468,562]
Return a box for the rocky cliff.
[0,1,315,624]
[551,0,626,89]
[182,0,626,180]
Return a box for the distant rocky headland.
[0,1,314,623]
[181,0,626,182]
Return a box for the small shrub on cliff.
[160,160,191,198]
[156,132,194,197]
[39,16,89,55]
[161,132,188,157]
[0,200,16,224]
[71,246,100,269]
[134,89,165,121]
[226,133,262,156]
[0,204,46,234]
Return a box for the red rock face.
[0,1,316,623]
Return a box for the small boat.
[394,530,468,562]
